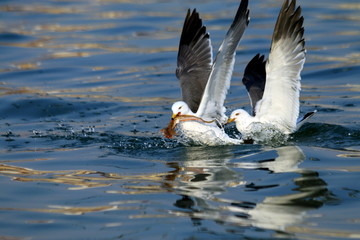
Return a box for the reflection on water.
[169,147,244,197]
[167,146,333,236]
[1,140,360,238]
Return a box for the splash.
[240,122,290,146]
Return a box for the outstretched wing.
[255,0,305,132]
[242,53,266,116]
[196,0,249,123]
[176,9,213,113]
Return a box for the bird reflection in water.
[167,146,336,236]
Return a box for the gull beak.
[227,118,235,124]
[171,112,180,120]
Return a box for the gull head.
[227,109,253,133]
[171,101,193,119]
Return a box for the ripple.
[294,122,360,149]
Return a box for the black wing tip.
[273,0,305,43]
[244,53,266,76]
[242,52,267,112]
[252,53,266,63]
[298,110,316,124]
[179,8,209,47]
[189,8,200,21]
[240,0,249,13]
[233,0,250,26]
[225,0,250,45]
[304,110,316,119]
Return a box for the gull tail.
[296,110,317,130]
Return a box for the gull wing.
[255,0,305,132]
[195,0,249,123]
[242,53,266,116]
[176,9,213,113]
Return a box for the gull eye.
[235,113,240,116]
[178,106,182,110]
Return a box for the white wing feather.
[255,0,305,133]
[195,0,249,123]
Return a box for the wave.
[293,122,360,149]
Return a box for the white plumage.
[228,0,313,142]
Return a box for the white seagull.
[162,0,249,146]
[228,0,315,143]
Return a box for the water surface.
[1,0,360,239]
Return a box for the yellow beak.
[227,118,235,124]
[171,113,178,119]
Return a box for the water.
[0,0,359,239]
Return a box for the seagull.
[227,0,315,143]
[161,0,249,146]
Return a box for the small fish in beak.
[161,117,177,139]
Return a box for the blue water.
[1,0,360,239]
